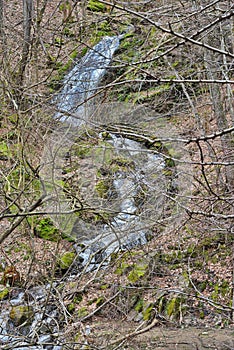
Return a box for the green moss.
[211,284,219,301]
[100,284,109,290]
[134,298,144,312]
[8,114,18,124]
[109,156,135,172]
[197,281,207,292]
[35,218,60,242]
[97,21,112,35]
[95,179,112,198]
[58,252,76,270]
[59,1,71,12]
[162,169,173,176]
[142,303,154,321]
[70,49,78,60]
[162,250,183,264]
[220,280,230,297]
[54,37,64,47]
[210,280,231,302]
[157,296,167,313]
[63,26,75,38]
[48,74,63,92]
[0,287,9,300]
[72,142,92,158]
[9,305,34,326]
[88,297,97,305]
[77,306,88,318]
[166,296,184,319]
[73,293,83,304]
[165,157,175,168]
[96,296,105,307]
[87,0,106,12]
[13,165,28,181]
[127,262,148,283]
[47,49,78,91]
[114,261,130,275]
[93,141,115,164]
[132,85,171,104]
[67,303,75,313]
[118,36,144,62]
[100,131,111,140]
[0,141,9,158]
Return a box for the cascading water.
[0,35,125,350]
[53,35,121,126]
[0,34,173,349]
[73,132,166,270]
[41,33,169,270]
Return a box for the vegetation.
[0,0,233,349]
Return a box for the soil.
[73,318,234,350]
[128,327,234,350]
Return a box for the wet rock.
[58,251,76,270]
[0,287,9,300]
[9,305,34,326]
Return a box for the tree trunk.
[0,0,5,46]
[0,0,3,38]
[204,24,234,192]
[18,0,34,86]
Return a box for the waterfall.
[53,36,121,126]
[0,34,171,348]
[41,35,168,272]
[40,34,169,272]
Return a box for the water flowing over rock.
[0,285,63,349]
[40,34,173,270]
[1,33,178,349]
[53,35,121,126]
[41,106,170,272]
[1,35,126,350]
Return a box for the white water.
[42,34,167,269]
[1,34,170,349]
[53,36,120,126]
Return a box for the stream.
[0,34,172,349]
[41,34,169,271]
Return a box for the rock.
[9,305,34,326]
[165,295,186,320]
[0,287,9,300]
[58,251,76,270]
[87,0,106,12]
[127,260,149,284]
[35,218,60,242]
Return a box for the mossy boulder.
[34,218,60,242]
[0,287,9,300]
[87,0,106,12]
[127,261,149,284]
[95,178,112,198]
[58,251,76,270]
[77,306,88,318]
[165,295,185,320]
[142,303,154,321]
[9,305,34,326]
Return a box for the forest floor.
[79,320,234,350]
[1,1,234,349]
